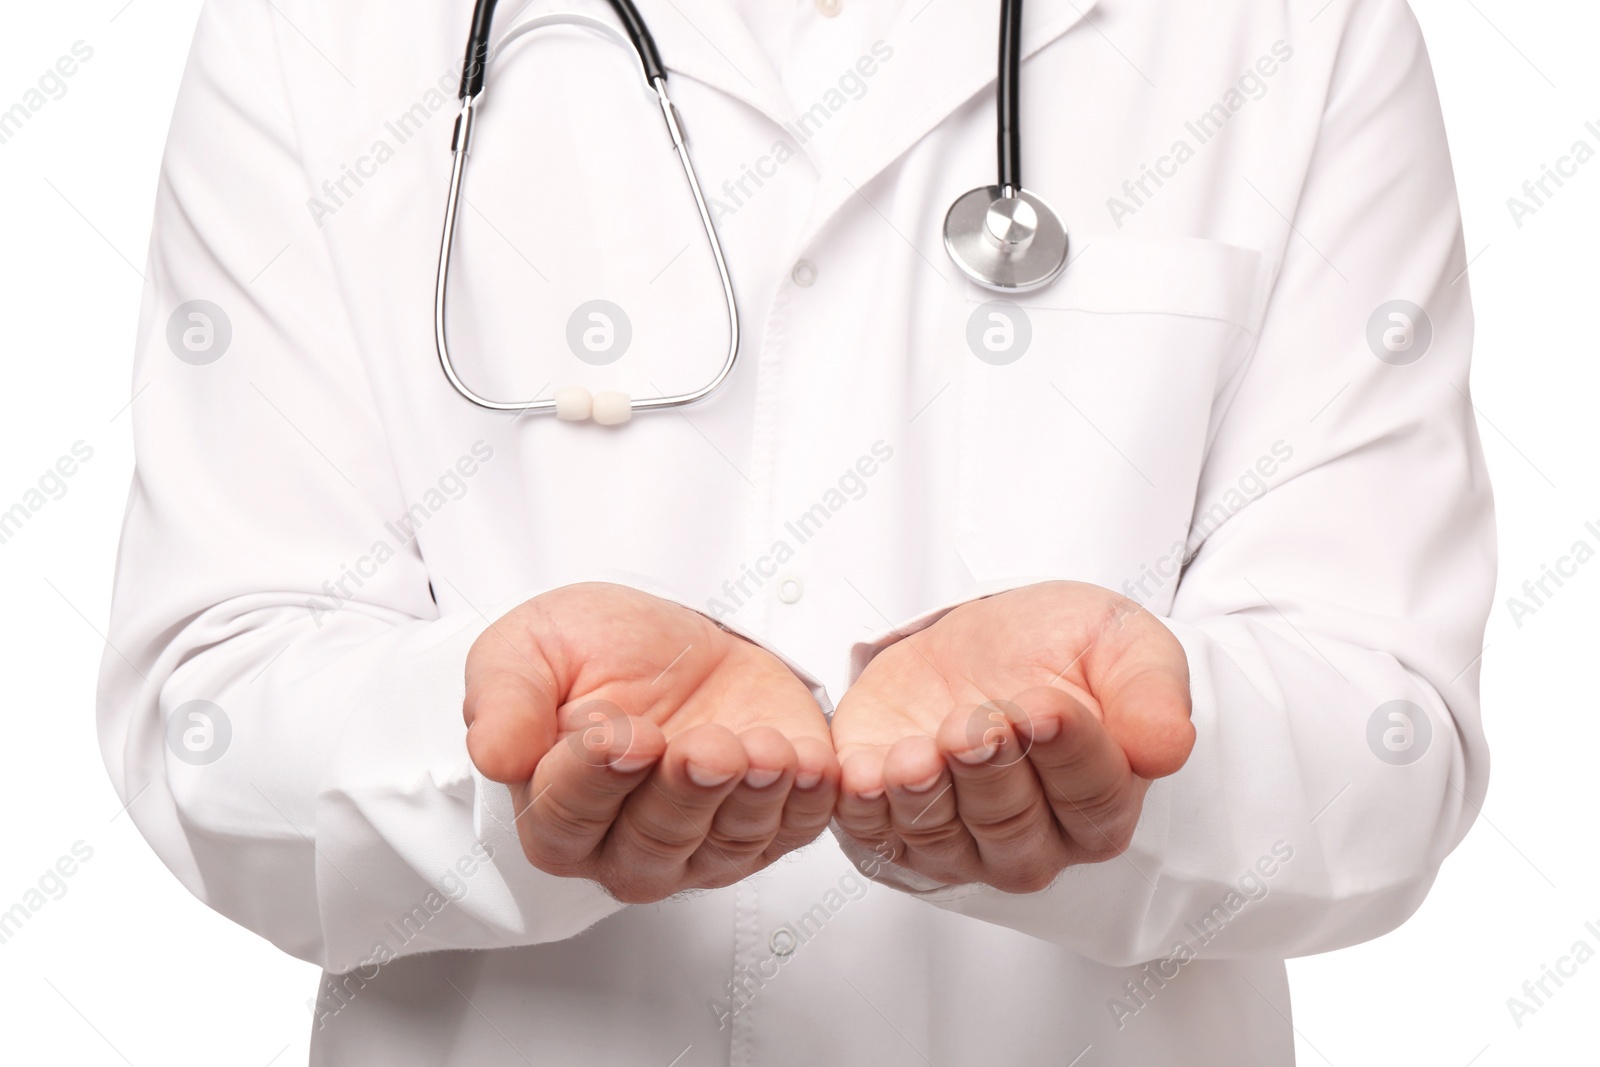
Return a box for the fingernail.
[795,769,823,790]
[744,767,783,789]
[686,761,738,788]
[609,753,654,774]
[903,770,942,793]
[855,785,885,801]
[953,742,997,765]
[1027,718,1061,743]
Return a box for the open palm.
[465,583,838,903]
[830,581,1194,893]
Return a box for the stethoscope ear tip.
[943,185,1069,295]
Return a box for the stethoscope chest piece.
[943,185,1068,294]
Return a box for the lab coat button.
[791,260,817,287]
[815,0,842,16]
[770,927,798,956]
[777,577,804,604]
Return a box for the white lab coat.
[99,0,1494,1061]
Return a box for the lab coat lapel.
[631,0,795,130]
[794,0,1101,255]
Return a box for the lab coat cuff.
[319,593,630,967]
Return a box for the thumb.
[1092,613,1195,780]
[464,623,562,784]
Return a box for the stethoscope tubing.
[435,6,740,415]
[459,0,666,97]
[997,0,1023,194]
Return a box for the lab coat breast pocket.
[950,236,1268,585]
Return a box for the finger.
[834,748,896,848]
[602,723,747,901]
[768,735,841,857]
[517,715,667,872]
[691,727,798,883]
[882,734,977,880]
[937,704,1070,892]
[1013,687,1145,857]
[1092,611,1195,779]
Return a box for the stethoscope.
[436,0,1069,423]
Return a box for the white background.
[0,1,1595,1063]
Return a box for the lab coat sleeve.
[840,0,1496,965]
[94,0,827,975]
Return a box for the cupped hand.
[829,581,1194,893]
[464,582,838,904]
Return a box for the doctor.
[100,0,1493,1062]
